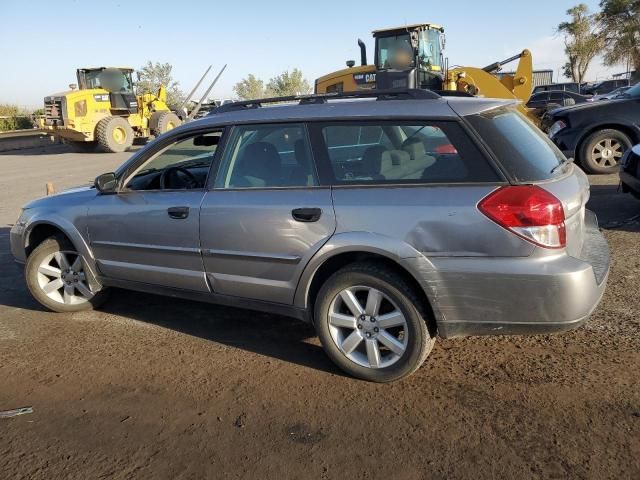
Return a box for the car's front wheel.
[580,128,632,174]
[25,237,108,313]
[314,263,435,382]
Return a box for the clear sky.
[1,0,616,108]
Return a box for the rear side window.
[466,108,566,181]
[316,121,500,184]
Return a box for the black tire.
[314,262,435,382]
[25,236,109,313]
[95,116,134,153]
[579,129,632,174]
[151,111,181,137]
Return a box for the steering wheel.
[159,166,199,190]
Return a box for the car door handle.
[292,207,322,222]
[167,206,189,219]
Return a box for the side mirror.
[95,172,117,193]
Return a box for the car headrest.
[402,137,426,160]
[236,142,282,180]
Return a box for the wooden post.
[46,182,55,195]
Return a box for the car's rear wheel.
[25,237,108,313]
[580,129,632,174]
[314,263,435,382]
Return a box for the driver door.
[86,129,222,292]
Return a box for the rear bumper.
[409,210,609,338]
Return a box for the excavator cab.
[373,24,445,91]
[77,67,138,113]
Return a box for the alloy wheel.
[36,250,94,305]
[328,286,408,369]
[591,138,624,167]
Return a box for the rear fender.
[293,232,444,322]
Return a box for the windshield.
[418,29,442,69]
[624,82,640,97]
[82,69,134,93]
[377,34,414,69]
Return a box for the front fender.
[23,213,100,288]
[293,232,445,323]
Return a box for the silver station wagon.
[10,90,610,382]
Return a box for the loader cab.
[77,67,138,114]
[373,24,444,91]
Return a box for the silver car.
[10,90,610,382]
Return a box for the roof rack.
[210,88,441,114]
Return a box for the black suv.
[546,82,640,173]
[532,83,581,94]
[582,79,631,96]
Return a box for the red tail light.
[435,143,458,154]
[478,185,566,248]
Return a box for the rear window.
[316,121,500,185]
[466,108,567,181]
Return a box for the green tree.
[136,61,185,107]
[558,4,602,83]
[233,74,265,100]
[265,69,311,97]
[598,0,640,80]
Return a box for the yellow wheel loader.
[315,24,535,120]
[42,67,181,153]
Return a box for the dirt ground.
[1,146,639,479]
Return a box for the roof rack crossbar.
[211,88,440,114]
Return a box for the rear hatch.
[464,106,590,257]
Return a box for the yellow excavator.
[42,67,181,153]
[315,24,534,118]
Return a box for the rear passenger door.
[199,123,335,305]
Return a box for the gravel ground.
[0,146,638,479]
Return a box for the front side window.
[215,123,317,189]
[125,132,221,191]
[319,121,499,184]
[418,29,442,69]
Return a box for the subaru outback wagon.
[11,90,610,382]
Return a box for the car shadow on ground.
[0,226,342,376]
[103,288,345,376]
[588,184,640,233]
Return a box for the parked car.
[620,144,640,199]
[582,79,631,96]
[532,82,581,94]
[546,81,640,174]
[592,86,632,101]
[526,90,592,114]
[10,89,610,382]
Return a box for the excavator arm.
[445,49,535,120]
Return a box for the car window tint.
[550,92,565,101]
[215,123,317,188]
[126,132,221,191]
[467,107,566,181]
[319,121,499,184]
